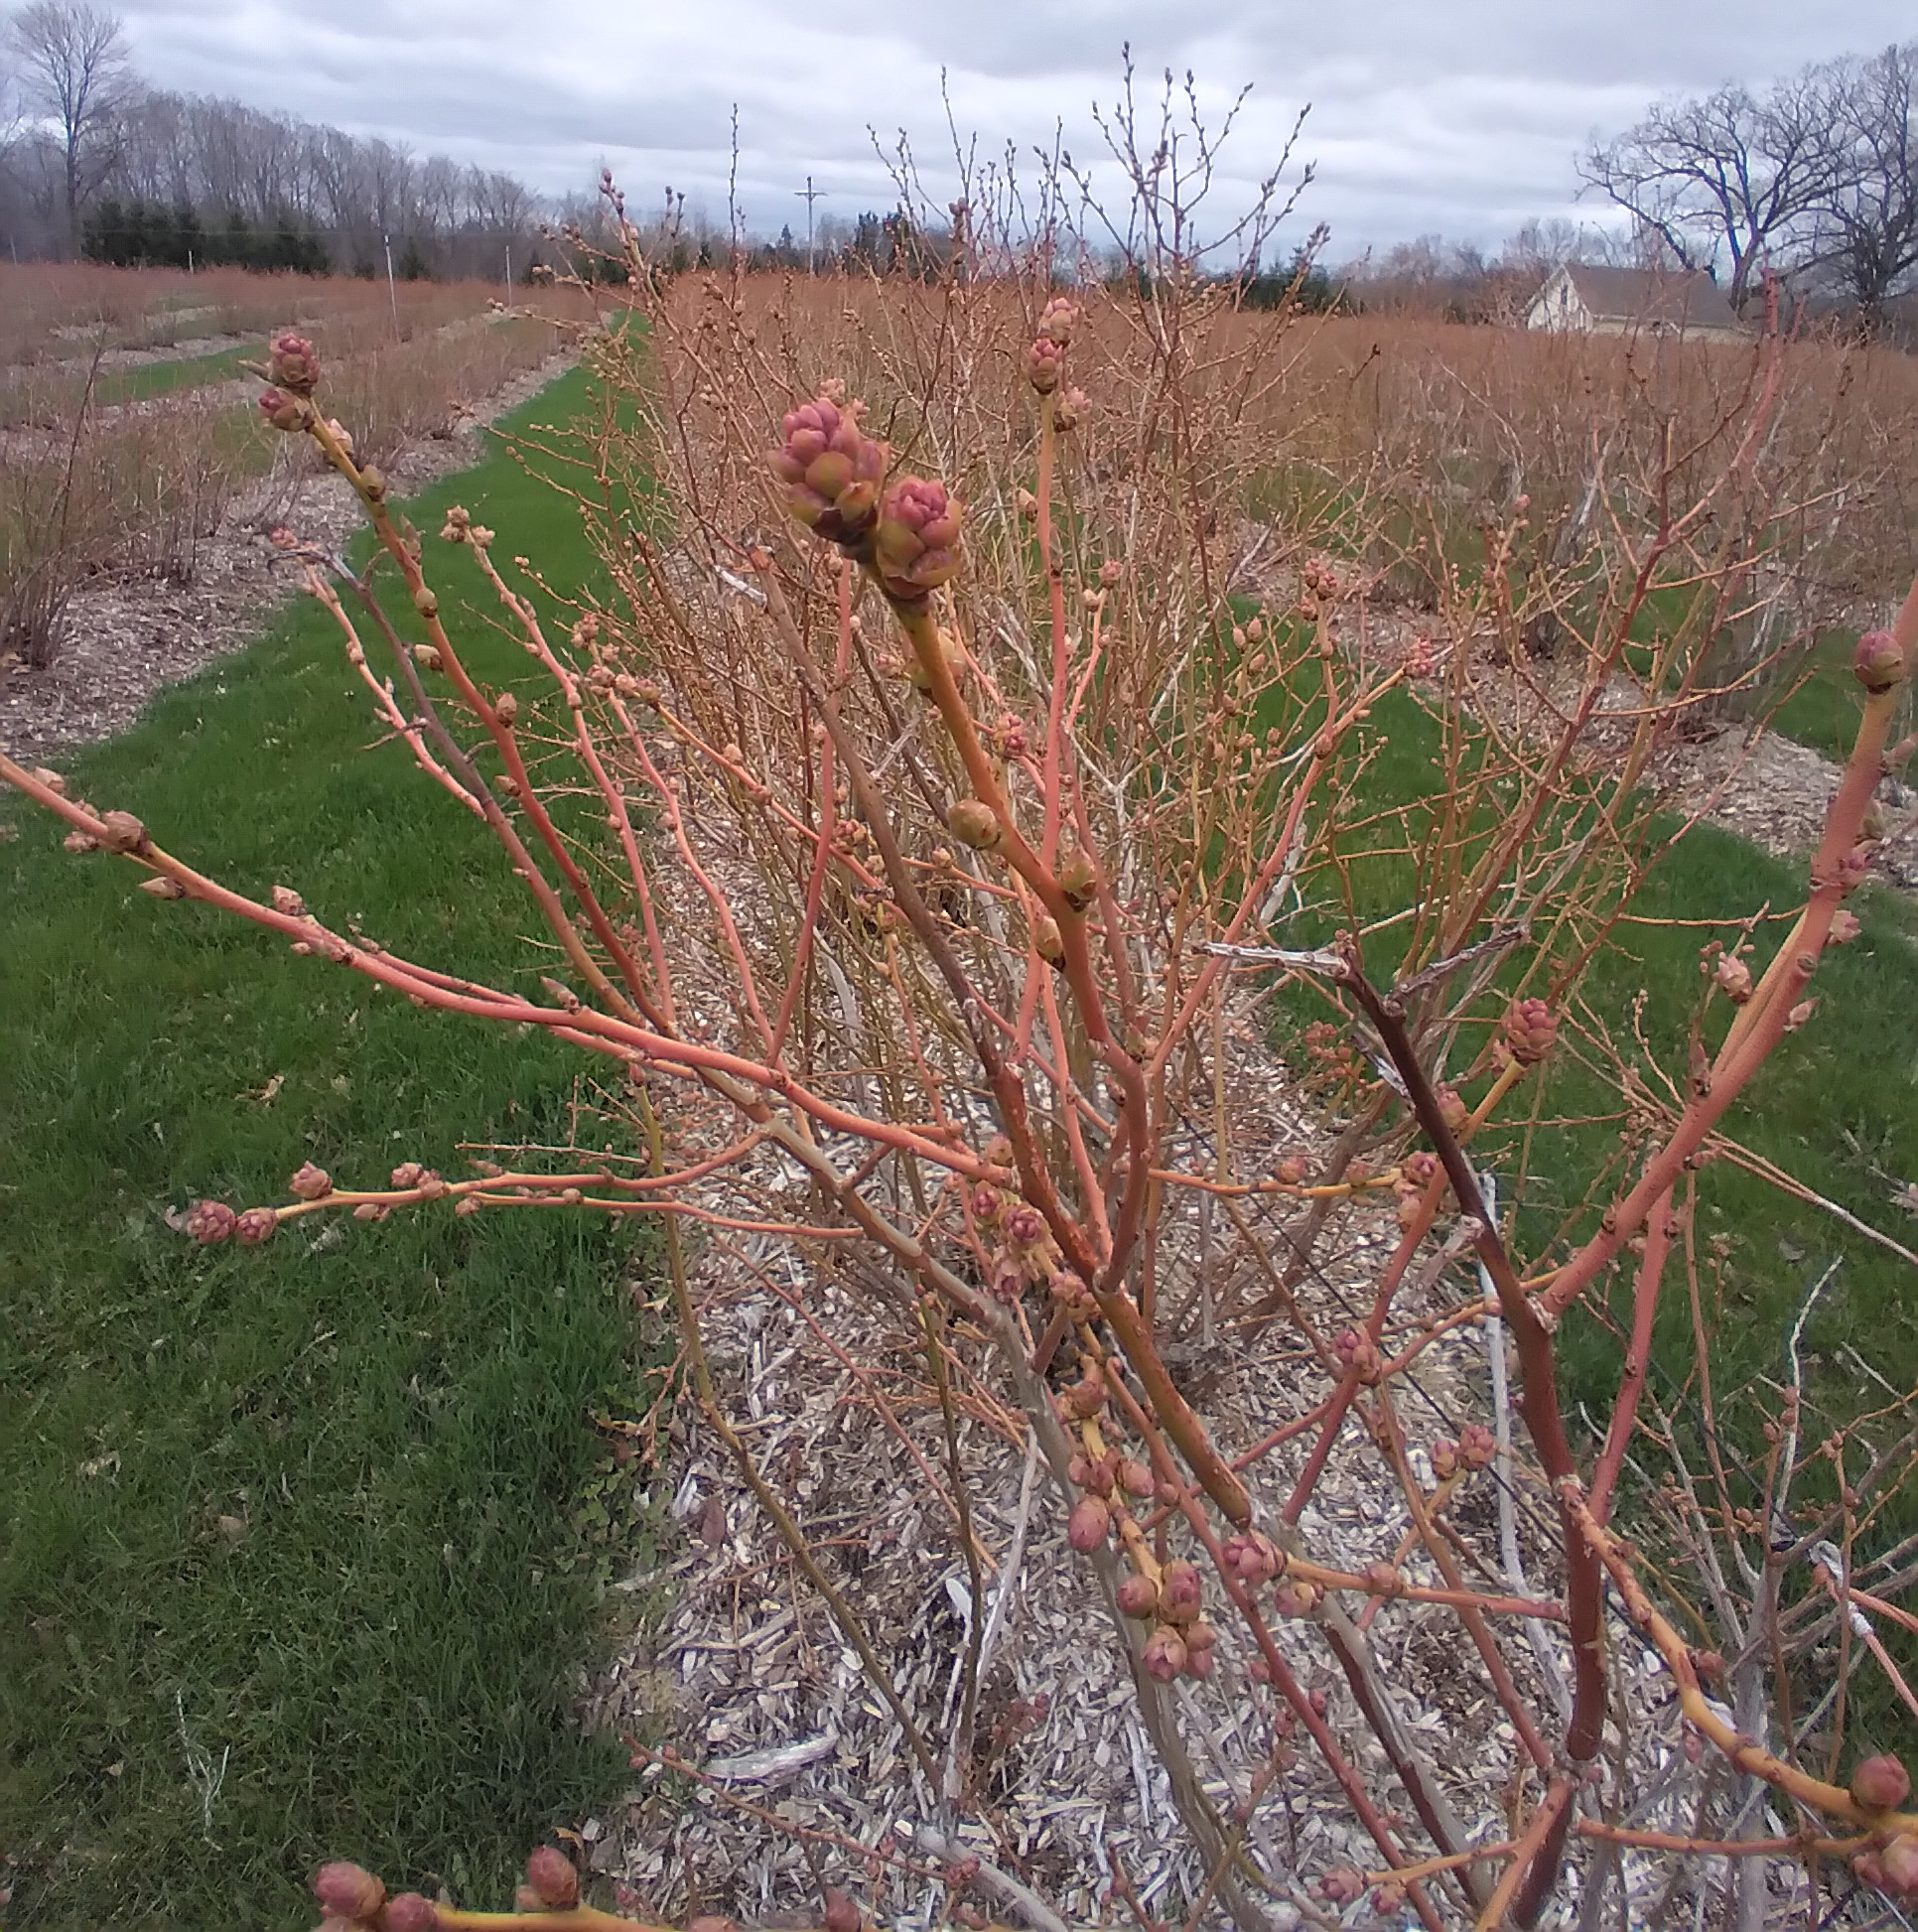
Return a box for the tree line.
[4,4,1913,333]
[0,0,542,278]
[1583,41,1918,325]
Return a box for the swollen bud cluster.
[1429,1422,1497,1479]
[767,396,887,545]
[1139,1561,1215,1682]
[1026,298,1078,394]
[516,1846,580,1911]
[1852,1753,1912,1812]
[874,479,963,603]
[310,1859,437,1929]
[1500,997,1559,1066]
[270,332,321,395]
[1853,628,1905,695]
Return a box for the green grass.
[1763,628,1918,762]
[0,363,666,1930]
[1261,672,1918,1412]
[94,345,255,408]
[1259,665,1918,1714]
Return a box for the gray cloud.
[111,0,1916,249]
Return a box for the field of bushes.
[0,264,596,674]
[3,260,1917,1927]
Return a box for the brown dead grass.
[692,273,1918,608]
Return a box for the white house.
[1524,265,1747,343]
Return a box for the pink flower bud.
[1142,1626,1187,1681]
[1430,1438,1457,1479]
[1067,1495,1112,1552]
[823,1888,862,1932]
[1160,1560,1202,1622]
[1036,296,1077,345]
[391,1163,425,1189]
[1184,1641,1215,1681]
[258,387,308,433]
[969,1183,1004,1224]
[1274,1151,1308,1185]
[947,798,1001,849]
[1713,954,1752,1003]
[1501,996,1559,1066]
[1851,1754,1912,1812]
[1116,1573,1158,1618]
[1056,848,1098,910]
[313,1861,385,1921]
[235,1206,277,1246]
[1332,1328,1380,1383]
[1854,629,1904,694]
[86,810,145,856]
[873,478,963,603]
[524,1846,580,1908]
[1436,1084,1469,1133]
[1399,1150,1439,1191]
[1882,1835,1918,1894]
[1026,336,1064,394]
[269,332,321,395]
[291,1163,333,1200]
[1006,1204,1046,1249]
[185,1199,238,1245]
[1117,1457,1155,1498]
[1458,1421,1497,1469]
[1832,908,1862,943]
[271,885,306,915]
[379,1895,439,1932]
[353,1201,390,1223]
[767,396,887,544]
[1318,1866,1364,1904]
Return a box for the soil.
[0,351,574,770]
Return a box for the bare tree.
[1579,70,1835,310]
[1806,42,1918,326]
[7,0,136,254]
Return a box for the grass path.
[1258,672,1918,1400]
[0,363,661,1930]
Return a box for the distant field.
[1,263,599,679]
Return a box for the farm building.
[1524,264,1747,342]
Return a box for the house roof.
[1542,264,1745,333]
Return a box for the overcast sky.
[108,0,1915,256]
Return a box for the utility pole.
[795,176,826,274]
[383,231,399,332]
